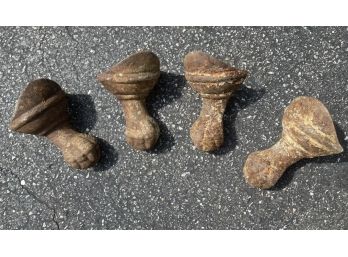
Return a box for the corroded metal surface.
[184,51,248,151]
[10,79,100,169]
[243,96,343,189]
[97,51,160,150]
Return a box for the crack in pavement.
[4,168,60,229]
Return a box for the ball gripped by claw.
[184,51,248,152]
[10,79,101,170]
[97,51,161,150]
[243,96,343,189]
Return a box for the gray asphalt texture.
[0,27,347,229]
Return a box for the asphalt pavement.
[0,27,347,229]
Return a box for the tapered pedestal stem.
[243,138,303,189]
[190,97,229,151]
[120,99,159,150]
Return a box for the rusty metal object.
[10,79,101,169]
[243,96,343,189]
[97,51,160,150]
[184,51,248,151]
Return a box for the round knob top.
[282,96,343,157]
[97,51,160,84]
[184,51,248,83]
[10,79,69,135]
